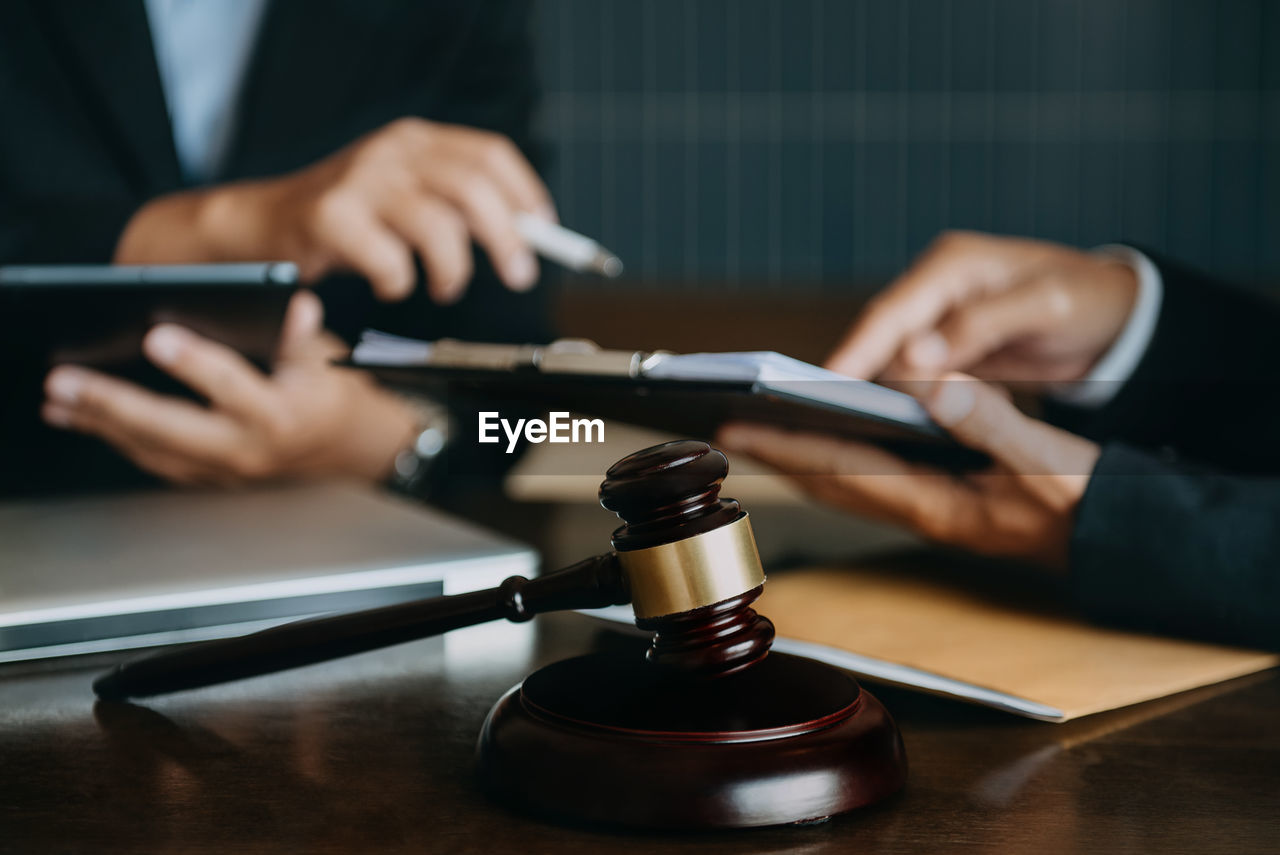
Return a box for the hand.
[826,231,1138,387]
[115,118,556,302]
[41,292,421,486]
[718,373,1101,569]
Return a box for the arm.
[114,1,553,304]
[1072,443,1280,648]
[1049,258,1280,474]
[720,380,1280,651]
[727,232,1279,647]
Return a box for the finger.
[920,372,1099,477]
[278,290,325,362]
[964,348,1093,385]
[437,131,556,222]
[418,168,538,291]
[44,366,243,465]
[144,325,278,423]
[920,277,1073,374]
[278,290,347,364]
[824,232,1046,379]
[383,195,473,303]
[45,399,229,485]
[824,235,994,378]
[311,193,416,300]
[716,423,979,542]
[46,400,215,484]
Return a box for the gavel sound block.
[476,441,907,829]
[91,440,906,829]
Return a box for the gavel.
[93,440,906,830]
[94,440,774,699]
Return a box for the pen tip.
[597,254,624,279]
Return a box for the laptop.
[0,482,537,662]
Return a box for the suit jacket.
[0,0,553,495]
[1051,258,1280,649]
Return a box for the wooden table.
[2,611,1277,854]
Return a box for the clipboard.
[348,332,989,468]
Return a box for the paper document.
[351,330,435,366]
[645,350,930,426]
[584,563,1278,722]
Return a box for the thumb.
[919,372,1043,472]
[278,290,324,362]
[919,373,1011,444]
[920,372,1099,477]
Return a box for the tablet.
[0,261,298,372]
[0,263,300,492]
[349,333,990,469]
[0,261,297,406]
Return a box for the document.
[586,561,1278,722]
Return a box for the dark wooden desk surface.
[2,613,1277,855]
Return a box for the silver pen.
[514,213,624,278]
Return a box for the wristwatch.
[388,396,453,497]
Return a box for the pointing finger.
[924,276,1075,373]
[825,232,1059,379]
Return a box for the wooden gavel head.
[599,440,776,677]
[485,440,908,830]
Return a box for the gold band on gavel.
[617,513,766,619]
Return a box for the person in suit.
[720,231,1280,649]
[0,0,553,494]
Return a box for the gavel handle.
[92,552,628,701]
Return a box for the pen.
[515,213,624,278]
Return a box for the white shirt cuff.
[1047,245,1163,408]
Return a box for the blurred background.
[532,0,1278,313]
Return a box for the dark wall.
[531,0,1278,292]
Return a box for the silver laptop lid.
[0,483,537,661]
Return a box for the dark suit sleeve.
[1071,443,1280,649]
[1056,256,1280,648]
[1048,255,1280,475]
[428,0,545,163]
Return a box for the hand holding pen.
[114,117,620,303]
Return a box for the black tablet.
[0,262,298,372]
[0,262,298,453]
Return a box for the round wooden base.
[476,652,907,829]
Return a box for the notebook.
[585,559,1278,722]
